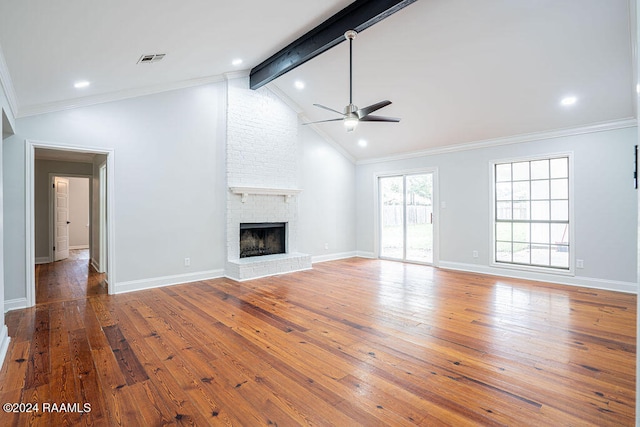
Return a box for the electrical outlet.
[472,250,479,258]
[324,243,329,250]
[184,257,191,267]
[576,259,584,269]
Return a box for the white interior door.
[54,177,70,261]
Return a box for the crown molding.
[17,73,229,118]
[356,118,638,165]
[0,42,18,120]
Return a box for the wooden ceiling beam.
[249,0,417,90]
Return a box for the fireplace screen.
[239,222,286,258]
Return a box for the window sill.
[490,261,574,277]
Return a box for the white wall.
[3,133,24,302]
[5,83,228,299]
[298,124,356,260]
[0,80,14,368]
[635,1,639,422]
[356,126,638,292]
[68,177,90,248]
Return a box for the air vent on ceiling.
[137,53,166,64]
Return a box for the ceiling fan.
[303,30,400,132]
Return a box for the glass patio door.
[379,173,434,264]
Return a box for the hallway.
[35,249,107,304]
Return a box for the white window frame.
[489,152,575,276]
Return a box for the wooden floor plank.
[0,256,635,425]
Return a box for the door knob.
[67,221,71,224]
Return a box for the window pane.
[380,176,404,259]
[493,156,569,271]
[512,162,529,181]
[531,223,550,244]
[550,178,568,199]
[551,245,569,268]
[512,181,529,200]
[513,243,530,264]
[513,223,530,243]
[496,182,512,201]
[496,164,512,182]
[531,201,549,220]
[532,245,550,266]
[406,174,433,263]
[497,201,512,220]
[551,200,568,221]
[550,157,568,178]
[496,222,512,241]
[531,159,549,180]
[551,224,569,245]
[513,201,530,220]
[531,180,549,200]
[496,242,512,262]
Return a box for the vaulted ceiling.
[0,0,635,161]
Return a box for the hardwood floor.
[0,258,635,426]
[35,249,107,304]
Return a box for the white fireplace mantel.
[229,186,302,203]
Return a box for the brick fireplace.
[224,76,311,280]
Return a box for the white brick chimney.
[225,76,311,280]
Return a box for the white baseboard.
[5,298,28,312]
[114,269,225,294]
[0,325,10,372]
[439,261,637,294]
[35,256,50,264]
[69,245,89,250]
[356,251,375,259]
[312,251,358,263]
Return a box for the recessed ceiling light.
[294,80,305,90]
[560,96,577,106]
[74,81,90,89]
[358,139,367,147]
[232,58,243,66]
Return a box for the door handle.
[66,221,71,224]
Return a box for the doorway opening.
[377,170,438,265]
[26,141,115,307]
[35,175,105,303]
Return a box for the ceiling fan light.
[344,116,359,132]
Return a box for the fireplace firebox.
[239,222,286,258]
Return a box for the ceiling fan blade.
[302,118,344,125]
[359,115,401,123]
[356,100,392,119]
[313,104,345,116]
